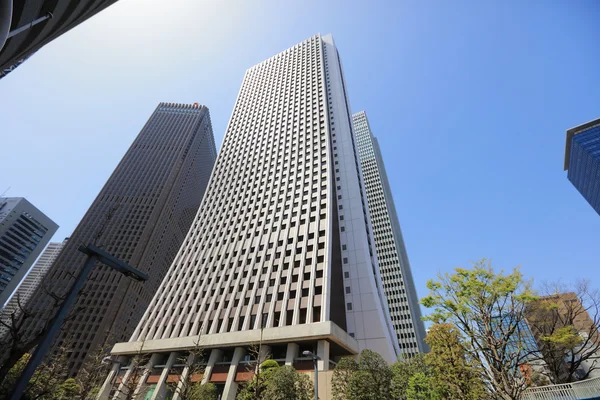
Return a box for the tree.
[425,324,488,400]
[112,340,151,400]
[0,287,74,382]
[526,280,600,383]
[421,259,539,400]
[332,357,358,400]
[168,334,207,400]
[390,354,428,400]
[188,382,218,400]
[74,338,113,399]
[55,378,81,399]
[263,365,313,400]
[406,372,440,400]
[332,350,393,400]
[236,359,279,400]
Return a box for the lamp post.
[9,244,148,400]
[302,350,321,400]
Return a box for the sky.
[1,0,599,311]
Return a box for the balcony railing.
[522,377,600,400]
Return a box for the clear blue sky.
[1,0,599,307]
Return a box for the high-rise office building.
[23,102,217,376]
[352,111,427,355]
[0,0,119,78]
[3,238,67,309]
[101,34,398,400]
[564,118,600,216]
[0,238,67,337]
[0,197,58,309]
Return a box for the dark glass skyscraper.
[564,118,600,216]
[22,102,217,376]
[0,0,120,78]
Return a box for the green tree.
[189,382,218,400]
[236,359,280,400]
[390,354,429,400]
[55,378,81,399]
[421,259,538,400]
[263,365,313,400]
[336,350,392,400]
[331,357,358,400]
[406,372,440,400]
[425,324,488,400]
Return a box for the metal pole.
[313,357,318,400]
[6,11,52,39]
[9,254,98,400]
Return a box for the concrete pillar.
[133,353,162,399]
[150,352,178,400]
[172,353,194,400]
[96,356,127,400]
[317,340,330,371]
[222,347,246,400]
[201,349,223,384]
[259,344,271,364]
[285,343,299,366]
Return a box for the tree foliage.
[406,372,440,400]
[332,350,393,400]
[389,354,428,400]
[332,357,358,400]
[425,324,488,400]
[421,259,538,400]
[236,360,311,400]
[263,365,313,400]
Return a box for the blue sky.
[2,0,599,307]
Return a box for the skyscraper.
[23,102,217,376]
[0,0,119,78]
[564,118,600,216]
[0,197,58,309]
[352,111,427,355]
[3,238,68,314]
[101,34,398,400]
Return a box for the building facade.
[100,34,398,400]
[564,118,600,216]
[0,197,58,309]
[23,102,217,376]
[527,292,600,381]
[352,111,427,355]
[3,237,68,313]
[0,0,119,78]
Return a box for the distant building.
[352,111,427,355]
[3,238,68,311]
[23,102,217,377]
[564,118,600,216]
[0,0,120,77]
[528,292,600,381]
[0,197,58,309]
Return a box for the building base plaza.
[98,322,356,399]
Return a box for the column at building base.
[150,352,178,400]
[222,347,245,400]
[285,343,299,366]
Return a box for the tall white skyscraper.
[100,34,398,400]
[3,238,68,312]
[352,111,427,355]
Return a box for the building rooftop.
[564,118,600,171]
